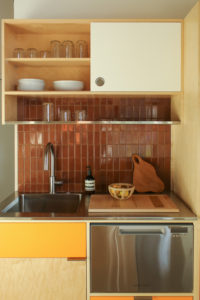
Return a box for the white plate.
[53,80,84,91]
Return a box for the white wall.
[0,0,15,200]
[14,0,198,19]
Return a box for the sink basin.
[2,193,82,213]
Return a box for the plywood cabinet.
[91,22,182,92]
[0,258,86,300]
[1,19,182,124]
[153,297,193,300]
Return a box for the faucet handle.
[55,180,64,186]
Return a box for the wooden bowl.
[108,183,135,200]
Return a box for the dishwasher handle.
[119,225,165,235]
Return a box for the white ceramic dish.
[18,78,45,91]
[53,80,84,91]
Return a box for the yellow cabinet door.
[0,222,86,258]
[90,297,134,300]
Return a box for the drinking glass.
[13,48,25,58]
[50,40,61,57]
[60,109,71,121]
[42,103,54,122]
[75,110,87,121]
[145,104,152,120]
[152,104,158,120]
[75,40,87,58]
[62,41,74,58]
[39,50,50,58]
[27,48,38,58]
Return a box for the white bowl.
[53,80,84,91]
[18,78,45,91]
[18,78,44,84]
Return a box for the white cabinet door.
[91,22,182,92]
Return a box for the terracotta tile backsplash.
[18,124,171,193]
[17,97,171,121]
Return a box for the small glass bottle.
[85,166,95,194]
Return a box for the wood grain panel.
[88,194,179,213]
[153,297,193,300]
[0,258,86,300]
[171,1,200,216]
[0,222,86,258]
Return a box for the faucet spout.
[44,142,55,177]
[44,142,63,194]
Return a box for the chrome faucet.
[44,142,63,194]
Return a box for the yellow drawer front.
[153,297,193,300]
[90,297,134,300]
[0,222,86,258]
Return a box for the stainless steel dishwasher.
[90,223,193,293]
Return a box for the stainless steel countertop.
[0,191,197,221]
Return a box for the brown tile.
[101,132,106,144]
[112,132,120,144]
[119,145,126,157]
[106,145,112,157]
[120,131,126,144]
[18,104,171,193]
[106,158,113,170]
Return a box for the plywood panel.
[153,297,193,300]
[0,258,86,300]
[0,222,86,258]
[88,194,179,213]
[171,2,200,216]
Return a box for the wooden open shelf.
[4,120,181,125]
[6,58,90,67]
[2,19,183,124]
[5,91,182,97]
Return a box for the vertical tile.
[18,99,171,193]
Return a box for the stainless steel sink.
[2,193,82,213]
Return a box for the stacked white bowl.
[53,80,84,91]
[18,78,45,91]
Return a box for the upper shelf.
[6,58,90,67]
[5,91,183,97]
[4,19,91,35]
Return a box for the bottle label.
[85,179,95,191]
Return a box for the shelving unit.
[2,19,182,124]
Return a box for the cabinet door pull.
[95,77,105,86]
[67,257,86,261]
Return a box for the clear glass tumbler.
[42,102,54,122]
[39,50,50,58]
[75,40,88,58]
[13,48,25,58]
[75,110,87,121]
[27,48,38,58]
[60,109,71,121]
[62,41,74,58]
[50,40,61,57]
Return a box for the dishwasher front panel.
[90,223,193,293]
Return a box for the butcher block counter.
[0,191,197,220]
